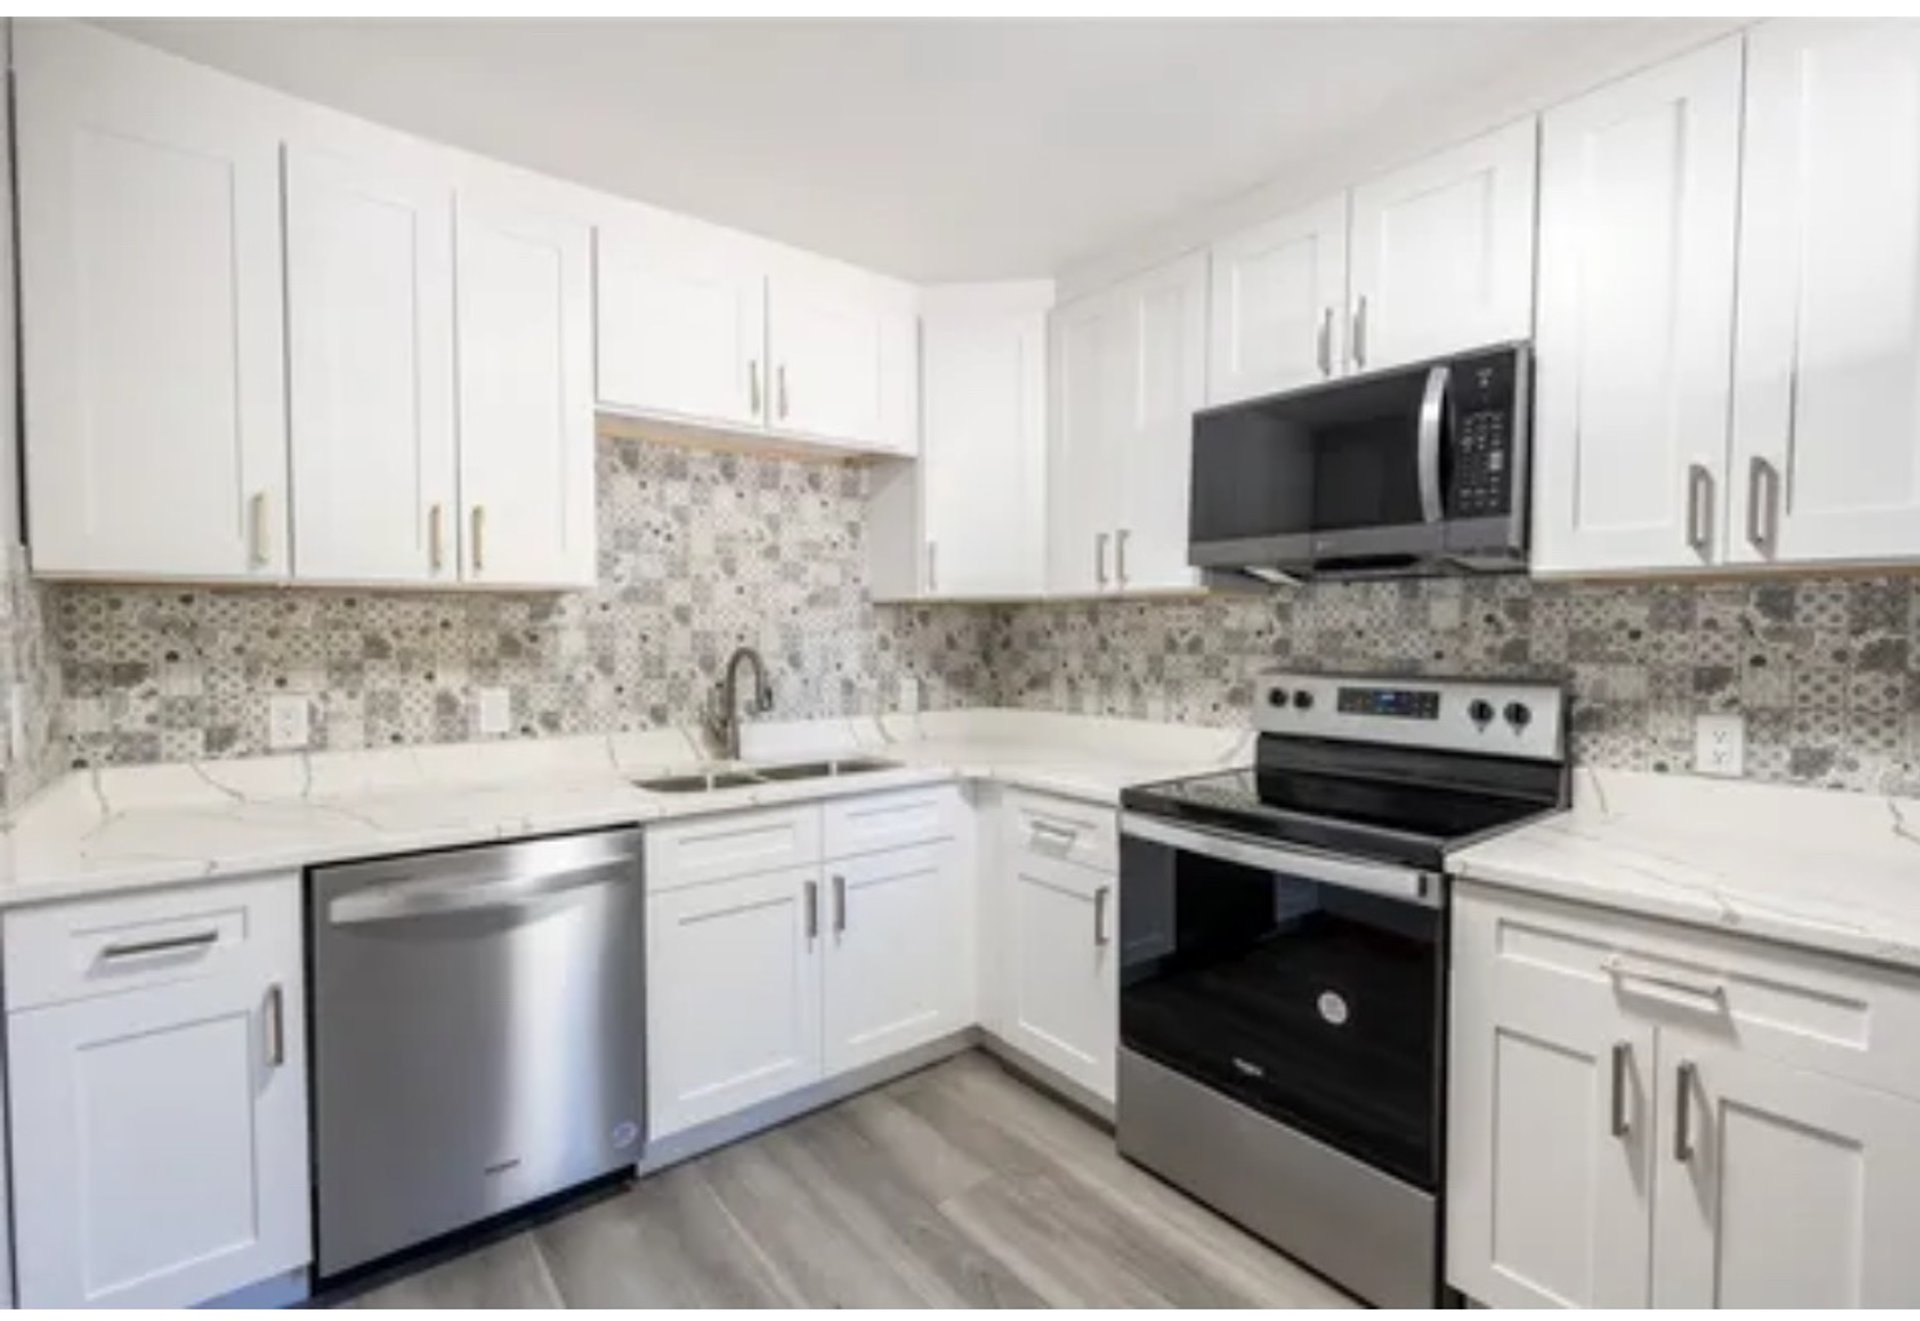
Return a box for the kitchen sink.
[634,771,764,793]
[752,757,901,781]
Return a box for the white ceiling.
[104,18,1732,284]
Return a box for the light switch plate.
[268,695,310,750]
[477,687,513,736]
[1694,713,1745,778]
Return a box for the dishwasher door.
[310,828,644,1280]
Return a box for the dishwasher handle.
[327,857,635,926]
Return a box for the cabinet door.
[454,189,596,587]
[1208,193,1348,404]
[1533,38,1743,574]
[822,842,965,1076]
[1730,20,1920,566]
[1002,850,1116,1101]
[9,972,309,1307]
[767,272,916,452]
[1447,898,1654,1308]
[596,212,767,431]
[1047,289,1125,595]
[16,21,289,580]
[285,143,458,584]
[1115,253,1208,593]
[1651,1031,1920,1307]
[920,285,1050,597]
[1349,118,1538,371]
[646,867,823,1139]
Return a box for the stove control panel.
[1254,672,1565,762]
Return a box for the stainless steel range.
[1116,671,1567,1307]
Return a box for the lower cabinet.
[1449,882,1920,1309]
[5,876,309,1308]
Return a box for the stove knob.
[1468,699,1495,726]
[1505,701,1533,729]
[1292,690,1314,711]
[1268,688,1290,708]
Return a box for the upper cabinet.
[453,187,597,588]
[1206,193,1348,405]
[1048,253,1206,597]
[1532,36,1744,575]
[595,215,918,458]
[870,281,1051,602]
[1347,119,1538,372]
[17,21,290,581]
[1730,19,1920,568]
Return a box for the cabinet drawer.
[4,875,299,1013]
[1003,790,1117,873]
[645,806,822,893]
[1457,883,1920,1101]
[821,785,959,859]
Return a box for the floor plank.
[350,1233,563,1310]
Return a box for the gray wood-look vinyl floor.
[347,1050,1357,1309]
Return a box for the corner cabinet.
[16,20,290,581]
[4,876,310,1308]
[1449,883,1920,1309]
[1048,252,1207,597]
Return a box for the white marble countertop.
[0,709,1249,910]
[1450,766,1920,972]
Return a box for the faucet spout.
[708,647,773,761]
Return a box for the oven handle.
[1417,363,1449,524]
[1120,812,1439,908]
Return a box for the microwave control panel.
[1450,350,1519,519]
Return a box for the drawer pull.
[99,929,220,963]
[1673,1059,1697,1163]
[265,983,286,1068]
[1029,820,1078,848]
[1094,884,1112,947]
[1609,1040,1632,1138]
[1604,956,1726,1009]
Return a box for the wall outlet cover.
[1694,713,1745,778]
[267,694,310,751]
[477,687,513,736]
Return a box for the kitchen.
[0,11,1917,1311]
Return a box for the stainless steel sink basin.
[753,757,901,781]
[635,771,764,793]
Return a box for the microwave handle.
[1417,363,1450,524]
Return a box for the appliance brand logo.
[1230,1056,1265,1079]
[612,1121,640,1149]
[1317,990,1351,1027]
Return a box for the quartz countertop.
[0,710,1250,909]
[1449,766,1920,972]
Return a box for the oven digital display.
[1336,686,1441,720]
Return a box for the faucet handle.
[756,677,774,713]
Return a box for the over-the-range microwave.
[1189,342,1531,585]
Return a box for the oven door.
[1117,813,1444,1191]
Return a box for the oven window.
[1119,834,1442,1189]
[1189,369,1431,543]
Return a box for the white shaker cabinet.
[1048,288,1127,595]
[1531,36,1744,574]
[6,876,309,1309]
[1207,193,1348,404]
[766,267,918,454]
[454,188,597,588]
[1730,19,1920,567]
[16,20,290,580]
[285,141,459,584]
[1348,119,1538,372]
[595,208,768,432]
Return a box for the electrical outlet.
[268,695,310,751]
[898,676,921,715]
[477,687,513,736]
[1694,713,1745,777]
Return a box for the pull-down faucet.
[705,646,773,761]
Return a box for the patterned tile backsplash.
[23,433,1920,800]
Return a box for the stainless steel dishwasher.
[309,828,644,1280]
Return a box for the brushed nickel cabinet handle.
[1746,456,1780,554]
[471,505,487,574]
[248,491,270,568]
[749,359,763,416]
[1093,884,1112,947]
[1673,1060,1697,1162]
[927,540,938,593]
[832,873,846,933]
[100,929,219,962]
[1685,464,1713,556]
[1095,532,1109,587]
[1610,1041,1632,1138]
[1115,529,1130,588]
[777,364,790,419]
[265,983,286,1068]
[429,503,446,572]
[1316,306,1334,377]
[1351,295,1369,370]
[805,878,819,940]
